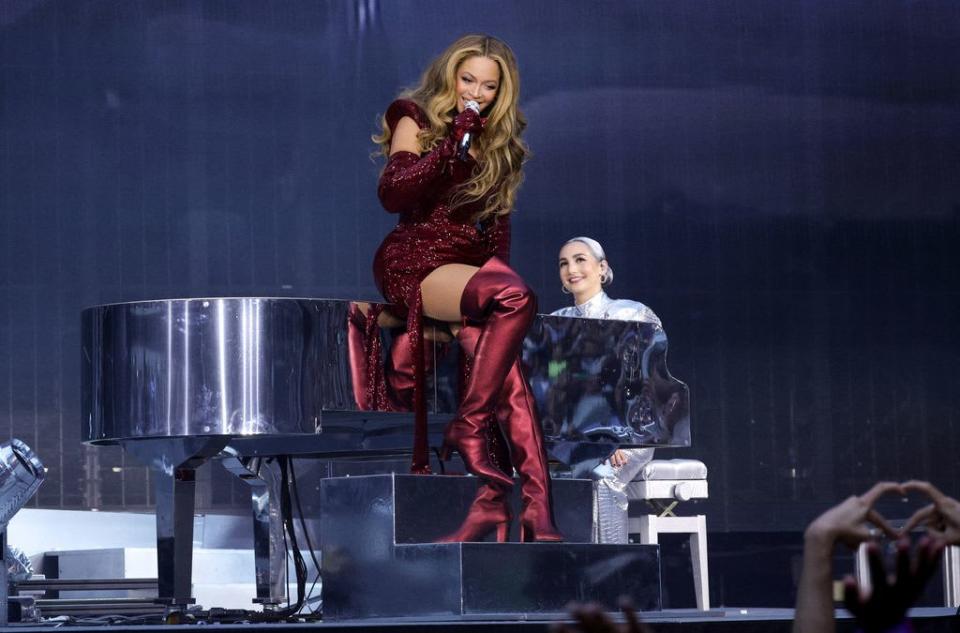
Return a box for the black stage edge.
[5,608,958,632]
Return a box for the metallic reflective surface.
[82,298,463,455]
[218,450,286,607]
[83,298,690,456]
[320,473,591,547]
[122,436,229,605]
[0,440,44,627]
[593,448,656,544]
[320,474,660,619]
[525,315,690,448]
[551,290,662,326]
[83,298,361,443]
[0,439,45,527]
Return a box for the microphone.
[458,100,480,161]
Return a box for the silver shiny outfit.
[551,291,662,328]
[551,290,661,544]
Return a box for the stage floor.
[7,608,957,633]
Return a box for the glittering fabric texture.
[591,448,655,544]
[551,291,662,327]
[372,99,511,472]
[346,302,390,411]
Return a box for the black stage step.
[320,474,661,620]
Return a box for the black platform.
[319,474,661,619]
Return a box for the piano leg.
[218,450,287,607]
[123,437,230,607]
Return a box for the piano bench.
[625,459,710,610]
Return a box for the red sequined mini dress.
[368,99,511,472]
[372,99,510,318]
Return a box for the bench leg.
[637,514,659,546]
[689,515,710,610]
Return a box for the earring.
[562,285,571,294]
[600,272,610,285]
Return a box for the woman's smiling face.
[454,55,500,113]
[558,241,606,302]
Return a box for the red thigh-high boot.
[435,429,513,542]
[436,325,514,542]
[495,358,564,542]
[456,323,564,543]
[389,324,515,542]
[384,330,431,411]
[439,257,534,490]
[436,477,512,542]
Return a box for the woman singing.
[372,34,562,542]
[553,236,662,544]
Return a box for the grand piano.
[81,297,689,608]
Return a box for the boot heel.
[520,520,564,543]
[439,443,452,461]
[435,483,513,543]
[441,423,514,489]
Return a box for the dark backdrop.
[1,0,958,530]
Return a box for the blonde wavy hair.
[373,34,530,222]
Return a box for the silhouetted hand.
[804,482,902,548]
[794,482,905,633]
[842,536,943,633]
[552,600,653,633]
[451,106,484,143]
[902,480,960,545]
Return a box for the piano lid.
[81,298,690,456]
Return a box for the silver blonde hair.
[564,236,614,284]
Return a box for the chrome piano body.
[81,297,689,607]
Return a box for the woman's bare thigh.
[420,263,479,323]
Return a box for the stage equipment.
[0,439,45,626]
[626,458,710,610]
[82,298,690,611]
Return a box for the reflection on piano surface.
[525,315,689,448]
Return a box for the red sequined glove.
[377,144,455,214]
[451,106,484,144]
[377,109,483,214]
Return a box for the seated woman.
[551,236,662,544]
[371,34,561,542]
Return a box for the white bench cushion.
[625,479,708,501]
[638,459,708,481]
